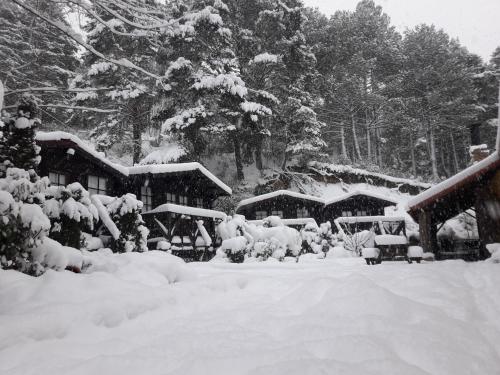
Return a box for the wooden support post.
[419,209,439,255]
[475,174,500,259]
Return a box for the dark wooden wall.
[323,196,394,222]
[236,196,324,222]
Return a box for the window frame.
[255,210,267,220]
[296,207,309,218]
[141,185,153,212]
[48,171,66,187]
[87,175,108,196]
[271,210,283,218]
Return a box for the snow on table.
[1,255,500,375]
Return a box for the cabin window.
[195,198,203,208]
[88,175,107,195]
[166,193,176,204]
[141,186,153,212]
[342,210,353,217]
[49,172,66,187]
[271,210,283,218]
[356,210,367,217]
[296,207,309,218]
[179,195,188,205]
[255,210,267,220]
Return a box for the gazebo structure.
[407,150,500,259]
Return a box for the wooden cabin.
[36,131,232,253]
[407,151,500,260]
[235,190,325,223]
[323,190,398,222]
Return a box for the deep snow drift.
[1,252,500,375]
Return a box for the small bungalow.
[36,131,232,252]
[235,190,325,222]
[407,151,500,260]
[323,190,398,222]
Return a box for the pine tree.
[71,2,160,163]
[7,94,41,174]
[0,0,79,123]
[157,0,269,179]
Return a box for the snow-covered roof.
[324,190,399,206]
[128,163,231,194]
[407,151,500,211]
[335,215,406,224]
[36,131,232,194]
[143,203,227,220]
[36,131,129,175]
[248,218,318,227]
[309,161,431,189]
[237,190,325,209]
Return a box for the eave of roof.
[237,190,325,210]
[324,190,399,206]
[143,203,227,219]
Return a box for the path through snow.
[1,252,499,375]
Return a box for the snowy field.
[1,252,500,375]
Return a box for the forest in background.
[1,0,499,184]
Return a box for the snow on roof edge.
[237,190,325,209]
[406,151,500,210]
[128,163,232,195]
[309,161,431,189]
[324,189,399,206]
[143,203,227,219]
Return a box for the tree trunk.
[340,124,347,160]
[132,106,142,165]
[366,120,371,161]
[410,132,417,176]
[351,114,362,161]
[233,133,244,180]
[376,127,383,166]
[450,133,459,173]
[132,122,142,164]
[428,121,439,180]
[255,135,263,171]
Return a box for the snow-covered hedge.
[216,215,302,262]
[44,182,98,249]
[300,221,338,257]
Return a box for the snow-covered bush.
[343,230,375,256]
[216,215,301,262]
[107,193,149,253]
[300,221,339,257]
[0,189,50,272]
[486,243,500,263]
[31,237,84,275]
[45,183,98,249]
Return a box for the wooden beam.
[419,209,439,255]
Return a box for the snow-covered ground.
[1,252,500,375]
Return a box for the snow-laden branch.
[97,1,173,30]
[11,0,163,82]
[38,104,119,113]
[4,86,117,96]
[66,0,154,38]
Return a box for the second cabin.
[236,189,399,225]
[235,190,325,222]
[322,191,399,222]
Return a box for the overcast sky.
[303,0,500,62]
